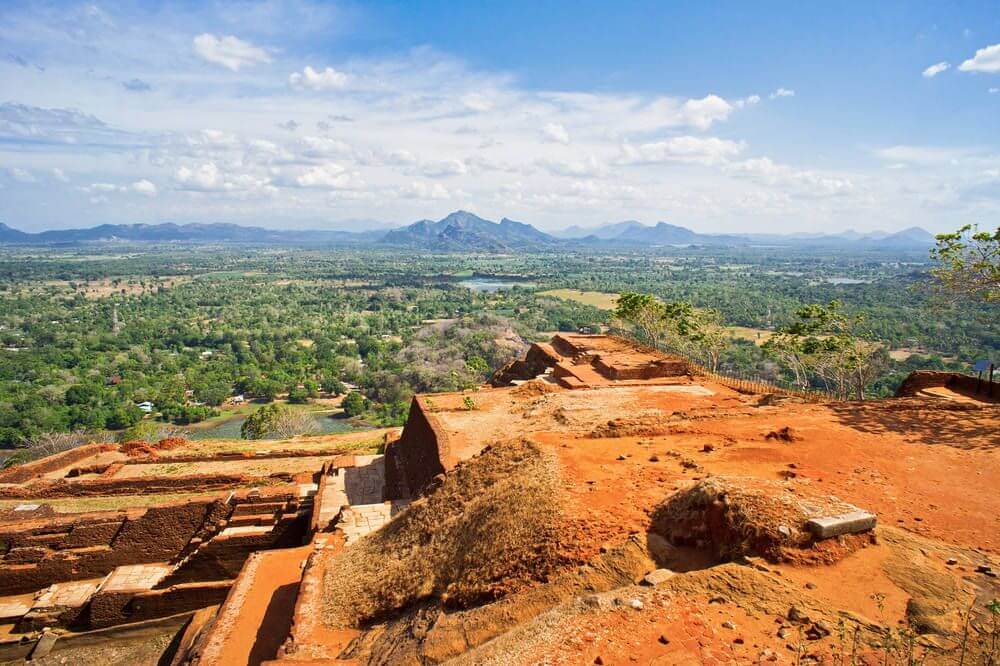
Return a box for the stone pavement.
[101,563,172,592]
[315,455,387,531]
[337,500,410,544]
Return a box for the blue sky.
[1,1,999,233]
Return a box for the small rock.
[976,564,992,574]
[594,657,604,665]
[733,637,744,644]
[642,569,675,586]
[708,595,727,604]
[813,620,831,637]
[945,557,958,566]
[582,595,602,608]
[788,606,810,624]
[649,454,660,462]
[722,620,736,630]
[778,525,792,537]
[702,443,715,453]
[777,627,792,639]
[617,454,627,461]
[658,635,670,645]
[629,598,644,610]
[804,582,817,590]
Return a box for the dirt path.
[212,546,311,666]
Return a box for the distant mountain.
[878,226,936,247]
[0,223,33,243]
[556,220,645,239]
[0,216,938,252]
[0,222,381,246]
[613,221,701,245]
[380,211,559,251]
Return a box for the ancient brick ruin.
[0,334,997,665]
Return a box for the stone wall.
[896,370,999,399]
[0,500,225,595]
[384,396,451,499]
[0,443,117,484]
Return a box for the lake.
[185,412,368,440]
[458,278,537,292]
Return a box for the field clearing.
[0,491,225,513]
[114,455,333,478]
[537,289,619,309]
[539,290,775,345]
[172,428,393,456]
[727,326,775,344]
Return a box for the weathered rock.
[805,510,877,539]
[641,569,675,586]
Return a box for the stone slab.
[101,563,172,592]
[806,510,877,539]
[29,632,58,659]
[0,596,33,621]
[32,580,101,610]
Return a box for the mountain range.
[0,213,937,251]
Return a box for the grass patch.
[537,288,618,310]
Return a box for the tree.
[241,403,319,439]
[763,301,885,400]
[287,385,310,404]
[929,224,1000,302]
[614,292,730,370]
[341,391,367,418]
[613,292,670,346]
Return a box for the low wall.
[0,443,117,484]
[383,396,451,499]
[88,581,231,630]
[0,499,226,595]
[896,370,999,399]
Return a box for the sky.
[1,1,999,234]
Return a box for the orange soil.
[519,392,999,664]
[213,545,311,666]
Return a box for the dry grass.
[322,438,575,627]
[537,289,618,310]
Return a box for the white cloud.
[990,87,999,94]
[770,88,795,99]
[289,66,349,91]
[729,157,855,197]
[8,167,35,183]
[399,181,451,200]
[734,95,761,109]
[298,136,352,158]
[537,155,607,177]
[922,61,950,78]
[873,145,976,165]
[131,179,157,197]
[617,136,745,165]
[192,34,271,71]
[293,163,363,189]
[460,93,493,112]
[541,122,570,144]
[680,94,733,129]
[421,159,467,177]
[174,162,273,194]
[959,43,1000,73]
[50,168,68,182]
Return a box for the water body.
[186,412,366,440]
[458,278,537,292]
[825,277,870,285]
